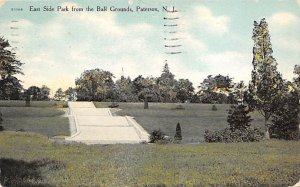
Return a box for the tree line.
[0,18,299,141]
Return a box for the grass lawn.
[0,100,70,137]
[0,131,299,186]
[94,102,265,143]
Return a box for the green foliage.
[64,87,76,101]
[75,69,115,101]
[248,18,284,139]
[149,129,165,143]
[174,122,182,141]
[205,104,263,143]
[175,79,195,103]
[271,90,300,140]
[114,76,137,102]
[54,88,65,101]
[204,128,263,143]
[157,63,177,102]
[227,105,252,132]
[0,36,23,100]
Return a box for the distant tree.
[27,86,41,101]
[175,79,195,103]
[75,69,114,101]
[54,88,65,101]
[115,76,137,102]
[64,87,76,101]
[174,122,182,141]
[198,74,233,103]
[0,36,23,100]
[132,75,145,100]
[157,63,177,102]
[248,18,284,139]
[39,85,50,101]
[138,77,159,109]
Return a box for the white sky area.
[0,0,299,94]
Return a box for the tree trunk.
[264,118,270,139]
[144,98,149,109]
[25,92,31,107]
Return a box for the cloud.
[297,0,300,6]
[269,12,298,26]
[199,51,252,82]
[193,6,230,35]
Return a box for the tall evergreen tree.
[157,62,177,102]
[248,18,284,139]
[0,36,23,99]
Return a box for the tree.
[227,105,252,132]
[40,85,50,101]
[198,74,233,104]
[115,76,137,102]
[27,86,41,101]
[65,87,76,101]
[0,36,23,100]
[271,88,299,140]
[157,63,177,102]
[54,88,65,101]
[248,18,284,139]
[138,76,159,109]
[75,69,115,101]
[174,122,182,141]
[175,79,195,103]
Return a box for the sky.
[0,0,299,94]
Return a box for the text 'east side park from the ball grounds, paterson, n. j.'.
[29,5,177,12]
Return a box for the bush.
[174,122,182,141]
[149,129,165,143]
[211,105,217,111]
[109,102,119,108]
[204,128,264,143]
[175,105,185,110]
[205,104,263,143]
[0,126,4,131]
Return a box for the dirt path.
[65,102,149,144]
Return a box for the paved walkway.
[65,102,149,144]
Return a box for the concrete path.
[65,102,149,144]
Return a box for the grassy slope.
[0,100,69,137]
[94,102,265,143]
[0,132,299,186]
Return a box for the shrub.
[149,129,165,143]
[175,105,185,110]
[227,105,252,131]
[109,102,119,108]
[204,128,263,143]
[0,126,4,131]
[205,104,263,143]
[174,122,182,141]
[211,105,217,111]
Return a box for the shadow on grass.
[0,158,65,187]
